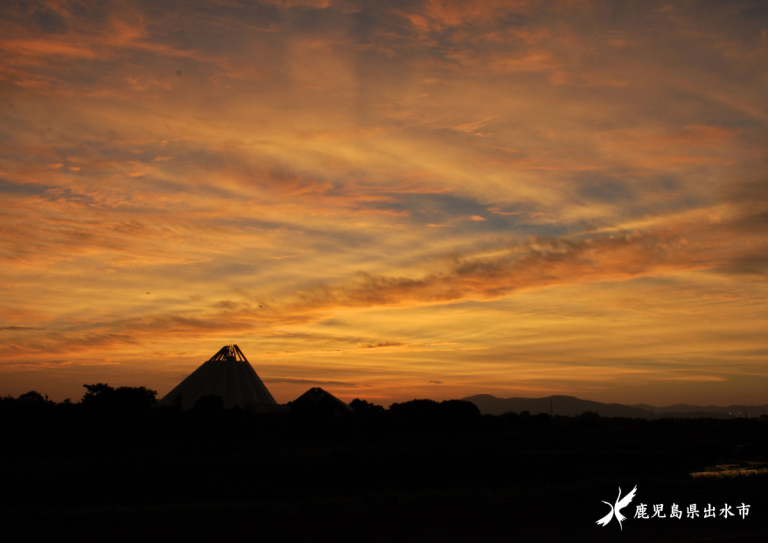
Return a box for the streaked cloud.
[1,0,767,406]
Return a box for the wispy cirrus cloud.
[2,0,768,406]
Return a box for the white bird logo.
[596,485,637,530]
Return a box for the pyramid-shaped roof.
[291,387,355,417]
[159,345,276,410]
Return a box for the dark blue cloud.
[0,178,51,196]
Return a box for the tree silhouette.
[388,399,441,420]
[17,391,50,404]
[81,383,157,412]
[350,398,385,417]
[439,399,480,419]
[388,399,481,421]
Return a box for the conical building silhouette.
[159,345,279,411]
[291,387,355,418]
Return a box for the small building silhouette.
[290,387,355,418]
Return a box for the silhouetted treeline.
[388,398,481,420]
[3,386,767,432]
[349,398,385,416]
[81,383,157,411]
[2,384,157,414]
[2,386,767,543]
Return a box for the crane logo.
[596,485,638,530]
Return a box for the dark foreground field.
[2,404,767,542]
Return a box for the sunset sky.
[2,0,768,407]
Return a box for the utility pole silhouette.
[550,398,553,417]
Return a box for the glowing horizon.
[2,0,768,407]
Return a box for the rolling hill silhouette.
[463,394,768,419]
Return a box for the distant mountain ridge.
[462,394,768,419]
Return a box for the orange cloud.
[2,0,768,406]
